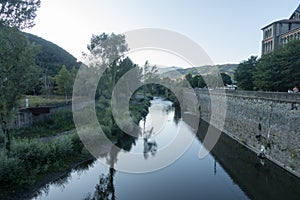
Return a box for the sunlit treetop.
[0,0,41,30]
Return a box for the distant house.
[261,4,300,55]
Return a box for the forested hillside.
[23,32,81,76]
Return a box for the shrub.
[0,152,26,186]
[70,133,84,153]
[48,135,73,161]
[10,139,49,168]
[15,110,75,138]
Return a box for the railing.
[192,88,300,103]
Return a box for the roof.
[261,19,300,30]
[262,4,300,30]
[289,4,300,19]
[296,4,300,12]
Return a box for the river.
[30,98,300,200]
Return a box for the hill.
[160,64,238,79]
[23,32,81,76]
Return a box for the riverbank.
[1,154,94,200]
[18,98,300,200]
[0,95,152,200]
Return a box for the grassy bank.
[0,132,92,199]
[0,95,152,198]
[13,110,75,139]
[20,95,72,107]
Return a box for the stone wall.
[186,89,300,178]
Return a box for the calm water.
[30,98,300,200]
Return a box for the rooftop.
[261,19,300,30]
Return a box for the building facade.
[261,4,300,55]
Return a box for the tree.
[0,0,41,29]
[0,0,40,155]
[185,73,193,87]
[87,32,128,64]
[55,65,73,103]
[253,40,300,91]
[220,73,232,86]
[140,61,158,95]
[184,73,207,88]
[193,74,206,88]
[0,27,39,154]
[234,56,257,90]
[86,32,139,139]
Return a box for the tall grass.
[0,133,90,187]
[20,95,71,107]
[14,110,75,138]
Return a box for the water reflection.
[83,98,180,199]
[84,167,116,200]
[28,98,300,200]
[193,119,300,200]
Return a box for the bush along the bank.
[0,132,90,188]
[14,110,75,138]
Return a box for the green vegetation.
[20,95,72,107]
[0,133,90,190]
[55,65,74,103]
[23,32,80,77]
[86,33,153,141]
[12,110,74,139]
[0,25,41,154]
[234,56,258,90]
[184,72,232,88]
[0,0,41,30]
[0,3,154,193]
[234,41,300,91]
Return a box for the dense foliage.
[55,65,74,102]
[253,40,300,91]
[13,110,75,138]
[234,56,258,90]
[185,72,232,88]
[234,40,300,91]
[0,26,40,153]
[0,132,89,189]
[0,0,41,29]
[24,32,80,77]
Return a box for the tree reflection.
[93,167,116,200]
[173,105,181,125]
[142,118,157,159]
[84,135,136,200]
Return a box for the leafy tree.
[234,56,257,90]
[193,74,206,88]
[184,73,207,88]
[86,33,139,139]
[0,0,40,155]
[0,0,41,29]
[184,73,193,87]
[0,27,39,154]
[140,61,158,95]
[55,65,73,103]
[87,32,128,64]
[253,40,300,91]
[220,73,232,86]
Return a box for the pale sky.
[25,0,300,67]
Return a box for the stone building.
[261,4,300,55]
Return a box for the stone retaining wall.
[186,89,300,178]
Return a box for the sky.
[25,0,300,67]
